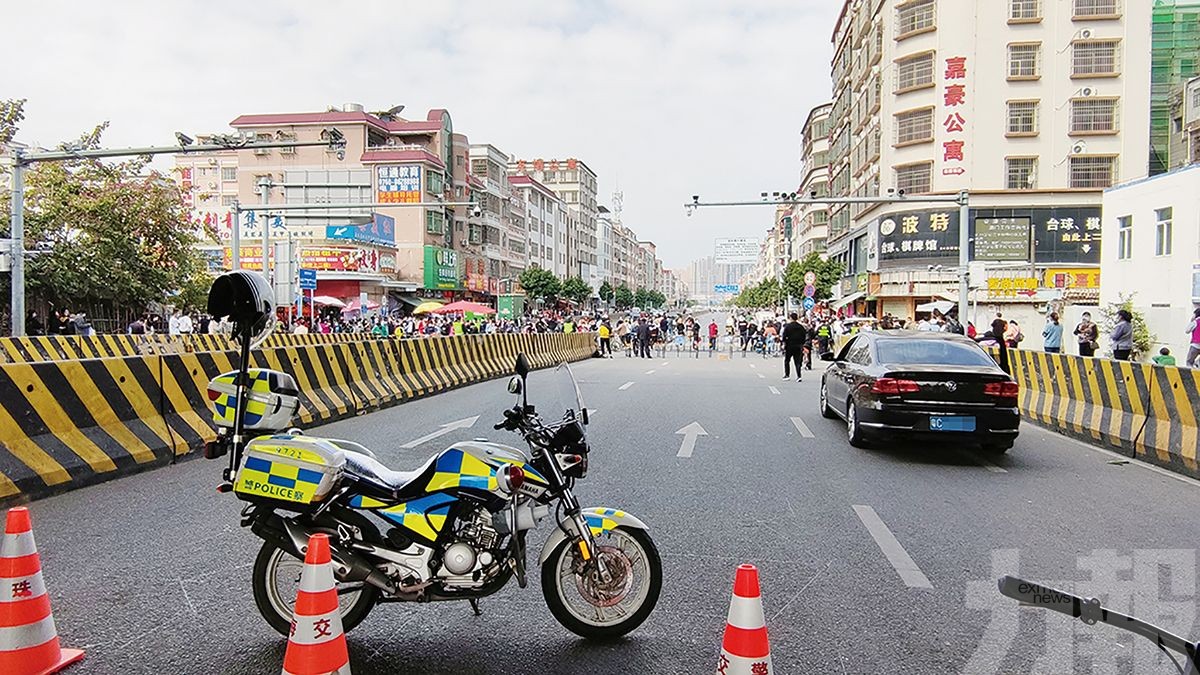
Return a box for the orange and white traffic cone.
[717,563,771,675]
[0,507,84,675]
[282,533,351,675]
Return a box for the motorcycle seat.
[342,451,432,493]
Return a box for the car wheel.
[847,399,867,448]
[981,441,1013,455]
[820,380,837,419]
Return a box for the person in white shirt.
[168,312,181,335]
[177,313,193,334]
[293,321,308,335]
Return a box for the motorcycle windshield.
[542,362,588,441]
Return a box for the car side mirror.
[514,353,531,378]
[820,351,836,362]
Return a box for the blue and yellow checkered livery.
[234,455,326,503]
[364,493,458,542]
[424,447,549,494]
[584,508,626,537]
[208,368,299,431]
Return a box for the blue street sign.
[714,284,740,294]
[802,296,816,311]
[298,268,317,291]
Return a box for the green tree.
[0,110,211,318]
[634,287,651,308]
[733,278,782,309]
[614,283,634,309]
[782,253,844,303]
[1103,293,1155,360]
[598,280,614,304]
[560,276,592,304]
[518,267,561,302]
[647,290,666,308]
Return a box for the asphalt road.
[18,326,1200,674]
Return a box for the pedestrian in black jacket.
[635,317,652,358]
[781,313,808,381]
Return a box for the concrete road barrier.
[1005,349,1200,477]
[0,333,596,507]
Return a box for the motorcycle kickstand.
[469,598,482,617]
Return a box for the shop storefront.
[423,245,463,299]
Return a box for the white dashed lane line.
[769,386,781,395]
[619,381,635,390]
[852,505,933,590]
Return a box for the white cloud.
[7,0,840,268]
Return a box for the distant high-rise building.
[1150,0,1200,174]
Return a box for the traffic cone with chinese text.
[717,564,771,674]
[282,533,350,675]
[0,507,84,675]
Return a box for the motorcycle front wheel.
[251,515,381,636]
[541,525,662,640]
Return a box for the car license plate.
[929,416,975,432]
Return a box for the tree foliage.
[518,267,560,302]
[598,280,614,303]
[782,253,843,302]
[0,98,26,145]
[1102,293,1155,360]
[560,276,592,304]
[732,278,782,309]
[613,283,634,309]
[0,105,211,317]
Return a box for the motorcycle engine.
[437,509,502,584]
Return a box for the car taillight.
[871,378,920,395]
[984,381,1020,398]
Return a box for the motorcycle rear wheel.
[251,514,381,636]
[541,526,662,640]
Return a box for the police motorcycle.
[999,576,1200,674]
[203,271,662,639]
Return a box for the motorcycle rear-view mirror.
[514,353,531,378]
[507,376,523,395]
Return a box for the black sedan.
[819,330,1019,453]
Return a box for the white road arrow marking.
[675,422,709,458]
[790,416,814,438]
[400,416,480,449]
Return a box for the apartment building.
[220,104,462,308]
[509,158,599,290]
[469,143,527,293]
[1150,0,1200,174]
[794,103,833,260]
[825,0,1151,321]
[508,174,567,278]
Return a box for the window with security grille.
[895,53,934,91]
[1008,44,1040,78]
[1006,158,1037,189]
[221,167,236,181]
[1068,156,1116,188]
[1010,0,1041,20]
[1073,0,1119,17]
[895,163,932,194]
[894,108,934,144]
[1072,41,1120,76]
[1070,98,1119,133]
[896,0,935,38]
[1007,101,1039,134]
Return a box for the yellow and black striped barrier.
[0,333,597,506]
[1004,349,1200,477]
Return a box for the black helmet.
[207,271,275,346]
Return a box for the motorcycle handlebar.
[999,575,1198,667]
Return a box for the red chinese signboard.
[940,57,968,178]
[222,246,383,273]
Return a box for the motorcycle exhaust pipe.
[270,518,398,595]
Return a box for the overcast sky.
[7,0,839,269]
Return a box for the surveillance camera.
[336,149,346,161]
[887,187,895,194]
[897,188,906,197]
[472,206,482,218]
[810,189,817,199]
[175,132,194,147]
[692,195,699,204]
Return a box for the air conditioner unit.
[1072,142,1088,155]
[207,158,219,166]
[1081,87,1096,97]
[1080,29,1093,39]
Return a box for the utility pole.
[258,175,273,284]
[957,190,970,327]
[8,155,24,336]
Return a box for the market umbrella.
[412,301,444,315]
[341,298,381,313]
[313,296,346,308]
[433,300,496,315]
